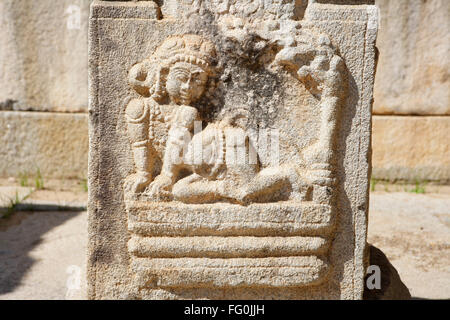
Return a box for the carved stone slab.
[88,0,378,300]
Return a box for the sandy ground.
[0,180,448,300]
[0,210,87,299]
[368,192,450,299]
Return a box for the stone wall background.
[374,0,449,115]
[0,0,448,182]
[0,0,90,112]
[0,0,90,179]
[372,0,449,183]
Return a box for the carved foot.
[145,174,173,201]
[123,171,152,200]
[232,190,252,206]
[305,165,335,205]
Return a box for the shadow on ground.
[0,209,82,295]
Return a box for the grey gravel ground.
[0,188,448,300]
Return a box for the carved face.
[166,62,209,105]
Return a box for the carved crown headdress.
[156,34,216,71]
[129,34,217,98]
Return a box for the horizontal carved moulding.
[126,201,335,236]
[131,256,331,288]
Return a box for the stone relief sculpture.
[124,31,345,206]
[121,5,348,297]
[124,35,217,201]
[89,0,378,300]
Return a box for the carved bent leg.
[124,99,153,199]
[173,166,314,205]
[173,173,245,204]
[241,165,312,203]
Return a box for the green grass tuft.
[35,168,44,190]
[370,178,378,192]
[18,171,29,187]
[410,180,426,194]
[80,179,88,192]
[1,190,31,219]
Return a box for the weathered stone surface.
[0,111,88,179]
[0,0,91,112]
[88,0,377,299]
[372,116,450,183]
[374,0,450,115]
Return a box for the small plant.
[1,190,30,219]
[370,178,378,192]
[80,179,88,192]
[35,168,44,190]
[410,180,426,194]
[18,171,29,187]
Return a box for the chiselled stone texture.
[374,0,450,115]
[0,111,88,179]
[314,0,374,4]
[88,0,377,300]
[372,116,450,183]
[0,0,91,112]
